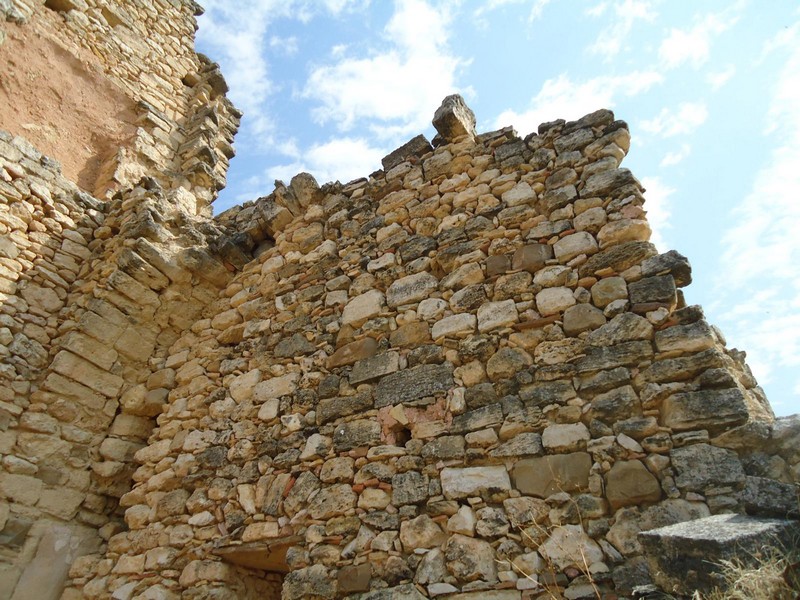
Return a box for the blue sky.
[196,0,800,417]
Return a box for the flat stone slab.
[639,513,800,595]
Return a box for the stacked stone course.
[0,1,798,599]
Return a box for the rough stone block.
[375,363,453,407]
[440,466,511,500]
[661,388,749,433]
[639,514,800,595]
[432,94,476,142]
[512,453,592,498]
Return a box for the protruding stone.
[432,94,477,142]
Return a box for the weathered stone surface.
[350,351,400,384]
[540,525,604,570]
[542,423,590,452]
[536,287,576,316]
[441,466,511,500]
[579,241,658,278]
[283,564,335,600]
[333,419,381,451]
[432,313,476,338]
[554,231,598,262]
[512,453,592,498]
[400,514,447,550]
[477,300,518,332]
[375,363,453,407]
[661,388,749,433]
[328,337,378,368]
[392,471,429,506]
[628,274,676,307]
[342,290,385,327]
[432,94,477,142]
[387,272,438,307]
[641,250,692,287]
[605,460,661,511]
[639,514,800,595]
[511,244,552,272]
[563,303,606,336]
[382,134,433,171]
[670,443,745,492]
[445,534,497,582]
[582,168,640,198]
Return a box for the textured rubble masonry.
[0,2,799,600]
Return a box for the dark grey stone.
[332,419,381,452]
[316,391,373,425]
[375,363,454,408]
[381,134,433,171]
[639,514,800,595]
[670,443,745,492]
[392,471,429,506]
[662,388,749,434]
[628,275,677,306]
[641,250,692,287]
[578,241,658,278]
[451,403,503,433]
[274,333,316,358]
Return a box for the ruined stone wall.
[0,0,239,205]
[1,1,799,599]
[0,1,245,597]
[68,99,799,600]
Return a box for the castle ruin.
[0,2,798,599]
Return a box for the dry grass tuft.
[700,544,799,600]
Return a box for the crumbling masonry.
[0,2,798,599]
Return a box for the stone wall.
[0,0,245,596]
[69,98,799,600]
[1,1,798,599]
[0,0,239,206]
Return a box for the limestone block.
[542,423,590,452]
[432,94,476,142]
[639,514,800,595]
[554,231,598,262]
[670,443,745,492]
[605,460,661,511]
[591,276,627,307]
[375,363,453,408]
[512,453,592,498]
[440,466,511,500]
[328,337,379,367]
[539,525,604,571]
[477,299,518,332]
[387,272,438,307]
[511,244,552,275]
[444,534,497,583]
[308,483,357,520]
[562,303,606,336]
[400,514,447,551]
[536,287,576,316]
[51,351,123,398]
[661,388,748,433]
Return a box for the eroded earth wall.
[0,2,798,600]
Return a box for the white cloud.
[587,0,658,60]
[266,137,385,186]
[706,64,736,90]
[660,143,691,167]
[640,176,674,251]
[639,102,708,138]
[494,71,663,135]
[197,0,371,149]
[303,0,465,138]
[474,0,551,23]
[711,21,800,415]
[658,6,742,70]
[269,35,299,56]
[584,2,609,17]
